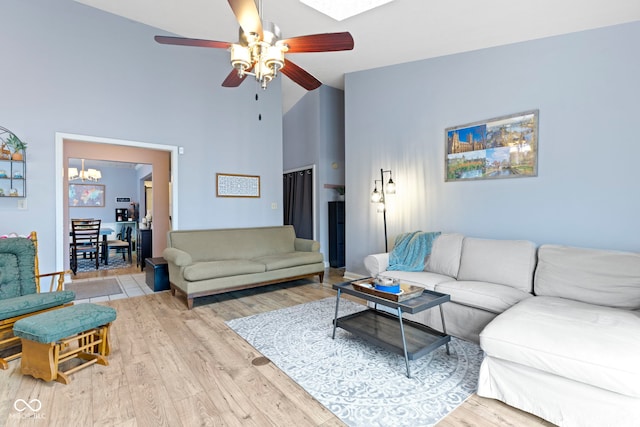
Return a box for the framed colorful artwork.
[69,184,105,207]
[445,110,539,182]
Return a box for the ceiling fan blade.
[221,69,247,87]
[281,60,322,91]
[228,0,263,39]
[281,32,354,53]
[154,36,230,49]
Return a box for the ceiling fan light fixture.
[230,44,251,74]
[155,0,354,91]
[264,45,285,73]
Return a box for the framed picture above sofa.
[216,173,260,198]
[445,110,538,182]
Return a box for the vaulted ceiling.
[74,0,640,112]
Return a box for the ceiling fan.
[154,0,354,91]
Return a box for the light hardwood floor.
[1,268,553,426]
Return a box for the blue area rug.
[76,252,132,273]
[226,297,484,427]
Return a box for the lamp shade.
[68,167,79,180]
[386,178,396,194]
[371,188,382,203]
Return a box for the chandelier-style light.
[230,21,287,89]
[68,159,101,182]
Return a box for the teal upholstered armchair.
[0,232,75,369]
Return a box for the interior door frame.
[55,132,179,275]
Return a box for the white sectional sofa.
[364,234,640,427]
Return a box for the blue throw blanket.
[387,231,441,272]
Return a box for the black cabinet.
[137,228,152,270]
[328,201,345,267]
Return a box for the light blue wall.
[284,86,345,262]
[0,0,283,272]
[345,21,640,275]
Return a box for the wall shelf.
[0,158,26,198]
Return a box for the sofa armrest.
[364,253,389,276]
[162,247,193,267]
[294,238,320,252]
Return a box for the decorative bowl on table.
[374,276,401,294]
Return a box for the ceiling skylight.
[300,0,395,21]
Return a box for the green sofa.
[0,233,75,369]
[163,225,325,309]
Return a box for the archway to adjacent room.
[55,133,179,274]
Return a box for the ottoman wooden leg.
[20,340,57,382]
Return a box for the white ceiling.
[74,0,640,112]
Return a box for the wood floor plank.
[123,353,183,427]
[91,348,137,427]
[185,349,276,426]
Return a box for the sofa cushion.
[0,290,76,321]
[183,260,265,281]
[168,226,297,262]
[377,271,454,291]
[0,237,37,298]
[253,252,323,271]
[14,303,116,344]
[425,233,464,278]
[457,238,536,293]
[535,244,640,309]
[436,280,532,314]
[480,296,640,398]
[0,253,21,299]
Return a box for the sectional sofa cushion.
[424,233,464,278]
[480,296,640,398]
[436,280,533,314]
[457,238,536,293]
[534,244,640,309]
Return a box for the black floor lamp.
[370,168,396,252]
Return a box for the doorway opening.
[55,132,179,276]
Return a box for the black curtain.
[283,169,313,239]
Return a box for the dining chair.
[107,226,132,263]
[70,219,101,274]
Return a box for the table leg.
[439,305,450,355]
[332,289,341,339]
[397,307,411,378]
[102,235,109,265]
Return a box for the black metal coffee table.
[332,279,451,378]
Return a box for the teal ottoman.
[13,303,117,384]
